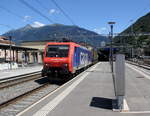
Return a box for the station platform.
[17,62,150,116]
[0,65,42,80]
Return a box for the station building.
[20,40,48,63]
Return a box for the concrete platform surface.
[17,62,150,116]
[125,63,150,112]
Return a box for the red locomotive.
[42,42,95,80]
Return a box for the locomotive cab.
[42,44,70,77]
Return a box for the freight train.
[42,42,98,80]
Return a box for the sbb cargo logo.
[80,52,88,65]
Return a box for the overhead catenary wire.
[123,2,150,31]
[0,5,32,24]
[35,0,50,12]
[0,24,14,30]
[0,5,23,19]
[0,24,15,35]
[131,2,150,23]
[19,0,54,24]
[35,0,58,20]
[51,0,76,25]
[48,32,150,39]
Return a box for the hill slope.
[115,12,150,47]
[3,24,109,47]
[123,12,150,33]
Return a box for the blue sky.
[0,0,149,35]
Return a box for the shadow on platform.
[34,76,68,85]
[90,97,113,110]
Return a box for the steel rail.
[0,81,50,109]
[126,60,150,70]
[0,71,41,89]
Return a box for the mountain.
[114,12,150,47]
[2,24,109,47]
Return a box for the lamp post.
[108,22,115,73]
[0,24,14,69]
[54,33,57,42]
[9,36,12,70]
[82,31,87,47]
[130,20,134,58]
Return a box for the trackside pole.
[115,54,125,111]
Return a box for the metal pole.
[9,36,12,69]
[109,32,111,63]
[131,21,134,58]
[110,25,114,73]
[108,22,115,73]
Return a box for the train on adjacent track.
[42,42,98,80]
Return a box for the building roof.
[0,36,15,45]
[0,44,38,51]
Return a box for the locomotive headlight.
[63,63,68,67]
[45,63,50,67]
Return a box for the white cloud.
[101,27,107,31]
[23,15,32,22]
[31,21,45,28]
[94,28,101,34]
[48,9,59,14]
[94,27,107,34]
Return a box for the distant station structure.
[21,40,48,50]
[98,47,119,61]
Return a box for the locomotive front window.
[46,45,69,57]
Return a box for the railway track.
[0,71,41,89]
[126,60,150,70]
[0,71,58,116]
[0,82,59,116]
[126,61,150,78]
[0,62,96,116]
[0,72,75,115]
